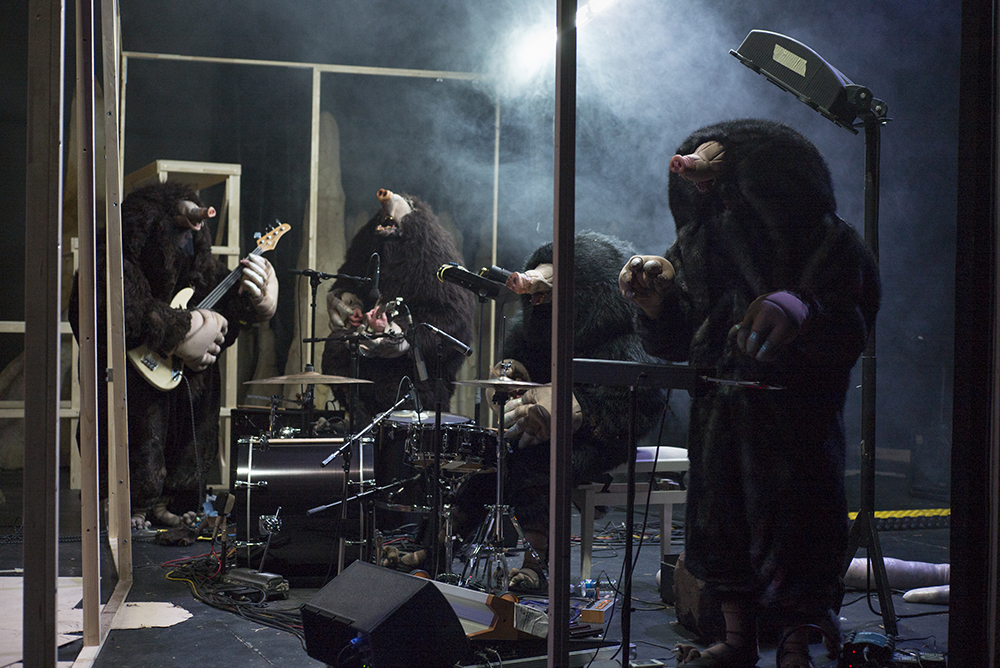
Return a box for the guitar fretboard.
[195,245,266,311]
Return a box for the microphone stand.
[474,294,488,426]
[428,342,446,579]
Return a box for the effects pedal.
[223,567,290,600]
[840,630,894,668]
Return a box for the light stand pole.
[730,30,896,635]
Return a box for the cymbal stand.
[460,389,543,594]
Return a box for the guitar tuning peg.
[254,231,262,240]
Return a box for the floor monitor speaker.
[302,560,471,667]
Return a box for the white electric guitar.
[126,222,290,391]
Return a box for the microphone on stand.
[403,303,429,384]
[419,322,473,357]
[480,265,514,284]
[364,252,381,310]
[437,263,507,299]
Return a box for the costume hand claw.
[327,291,364,331]
[239,254,278,320]
[175,308,228,371]
[619,255,675,318]
[503,386,581,448]
[732,291,809,362]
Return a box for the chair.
[572,445,689,579]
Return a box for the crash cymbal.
[454,378,544,392]
[245,371,373,385]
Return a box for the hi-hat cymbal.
[245,371,373,385]
[454,378,544,392]
[387,410,471,425]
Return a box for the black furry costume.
[321,194,474,423]
[69,181,262,518]
[638,119,880,628]
[455,231,668,537]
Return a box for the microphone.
[437,263,506,299]
[419,322,473,357]
[481,265,514,284]
[403,303,429,383]
[364,252,381,310]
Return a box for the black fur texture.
[69,181,257,515]
[455,231,668,536]
[321,194,475,423]
[641,119,880,627]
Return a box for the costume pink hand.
[175,308,228,371]
[365,308,389,333]
[327,291,364,330]
[239,254,278,320]
[618,255,675,319]
[733,291,809,362]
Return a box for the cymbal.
[245,371,373,385]
[387,410,471,425]
[454,378,544,392]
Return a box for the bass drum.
[229,435,374,586]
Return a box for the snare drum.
[385,421,497,475]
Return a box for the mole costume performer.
[69,181,278,531]
[620,119,880,668]
[454,230,668,592]
[321,189,474,424]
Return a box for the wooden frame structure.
[23,1,998,666]
[18,2,505,665]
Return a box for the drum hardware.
[453,379,547,594]
[229,434,375,577]
[313,392,415,573]
[256,507,282,573]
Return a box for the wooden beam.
[24,0,65,666]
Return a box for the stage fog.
[0,0,958,509]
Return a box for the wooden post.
[24,1,65,666]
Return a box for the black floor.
[0,469,949,667]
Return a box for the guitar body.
[125,287,194,392]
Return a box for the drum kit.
[230,367,544,594]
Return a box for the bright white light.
[577,0,622,28]
[508,0,623,80]
[512,26,558,75]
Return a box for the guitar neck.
[195,246,265,311]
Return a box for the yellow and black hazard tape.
[848,508,950,531]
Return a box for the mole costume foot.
[673,641,760,668]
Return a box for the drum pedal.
[223,567,290,600]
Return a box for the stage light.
[730,29,886,133]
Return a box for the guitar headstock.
[254,222,291,252]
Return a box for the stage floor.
[0,469,949,667]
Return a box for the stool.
[572,445,688,579]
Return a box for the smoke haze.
[112,0,958,499]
